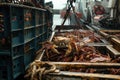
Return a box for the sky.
[45,0,67,9]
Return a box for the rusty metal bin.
[37,26,120,80]
[40,45,120,80]
[45,63,120,80]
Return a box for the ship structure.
[0,0,120,80]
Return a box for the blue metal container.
[0,3,52,80]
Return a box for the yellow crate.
[99,30,120,52]
[99,30,120,39]
[110,38,120,52]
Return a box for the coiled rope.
[25,60,56,80]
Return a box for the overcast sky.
[45,0,67,9]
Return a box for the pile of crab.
[40,30,120,62]
[37,30,120,75]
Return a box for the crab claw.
[51,45,60,54]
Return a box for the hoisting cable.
[59,0,83,32]
[70,0,82,29]
[58,1,71,32]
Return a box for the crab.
[53,36,78,56]
[39,41,60,58]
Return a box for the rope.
[25,60,56,80]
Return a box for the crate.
[24,9,35,28]
[46,9,53,21]
[43,25,48,32]
[24,49,35,69]
[11,6,23,30]
[35,32,48,51]
[39,27,120,79]
[12,45,24,58]
[35,10,43,25]
[99,30,120,52]
[110,38,120,52]
[24,28,35,42]
[43,32,48,41]
[42,12,45,23]
[45,71,120,80]
[35,27,40,36]
[41,33,46,42]
[24,40,35,53]
[0,3,53,79]
[40,26,44,34]
[40,45,120,80]
[35,37,42,51]
[0,55,24,80]
[47,27,52,39]
[35,26,43,37]
[0,6,11,51]
[35,10,40,25]
[11,16,19,30]
[12,56,24,79]
[0,56,12,80]
[12,31,23,47]
[24,40,35,69]
[99,30,120,39]
[39,12,44,24]
[0,51,10,55]
[40,41,120,80]
[39,0,45,7]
